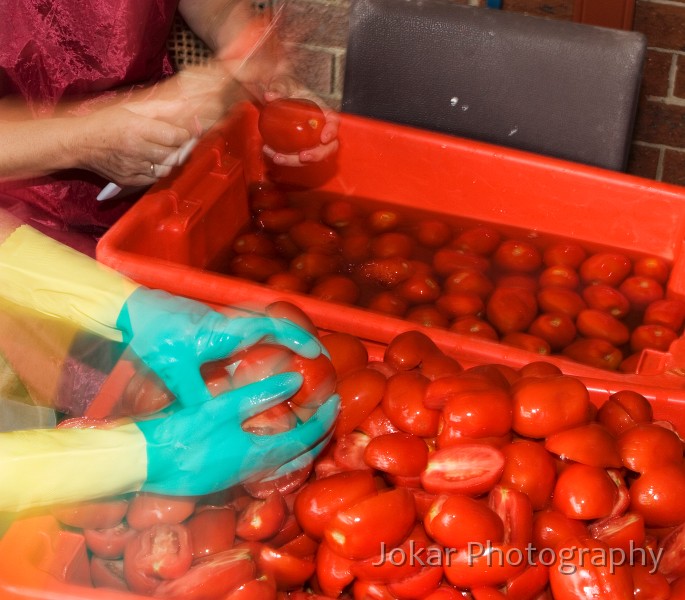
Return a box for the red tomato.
[367,291,409,316]
[187,506,236,559]
[629,463,685,527]
[371,232,416,259]
[50,498,128,530]
[486,286,538,334]
[364,432,429,476]
[538,265,580,289]
[242,402,297,436]
[527,313,577,351]
[618,275,664,310]
[310,275,360,304]
[368,209,402,233]
[424,373,504,410]
[531,508,588,550]
[290,252,341,282]
[124,523,192,581]
[335,367,386,437]
[223,575,277,600]
[517,360,562,378]
[232,231,277,256]
[657,521,685,579]
[579,252,632,286]
[90,557,128,591]
[588,512,646,553]
[575,308,630,346]
[84,521,137,560]
[511,375,591,438]
[341,229,373,263]
[258,98,325,152]
[487,485,533,545]
[419,350,464,380]
[421,444,505,496]
[258,546,316,591]
[230,254,288,282]
[544,423,622,468]
[453,226,502,256]
[320,198,358,228]
[633,255,670,284]
[632,563,671,600]
[316,540,355,596]
[424,493,504,548]
[332,431,373,471]
[581,283,631,318]
[266,272,309,293]
[126,492,196,531]
[563,337,624,369]
[643,298,685,331]
[443,268,494,299]
[384,330,439,370]
[405,305,450,328]
[493,240,542,273]
[382,371,440,437]
[416,219,453,248]
[630,323,678,352]
[397,273,442,304]
[323,488,417,559]
[153,548,257,600]
[358,256,414,287]
[290,220,340,254]
[320,332,369,378]
[596,389,653,436]
[552,463,618,520]
[617,422,684,473]
[543,242,587,269]
[548,537,634,600]
[357,405,401,438]
[500,440,557,511]
[450,316,499,341]
[442,542,528,589]
[433,248,490,275]
[537,286,586,319]
[235,491,287,542]
[293,470,378,540]
[436,292,484,319]
[501,332,551,355]
[440,388,513,438]
[387,562,444,599]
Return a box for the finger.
[270,393,340,451]
[159,367,213,409]
[258,432,333,482]
[300,139,339,163]
[219,371,303,422]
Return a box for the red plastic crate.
[96,101,685,413]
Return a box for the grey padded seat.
[342,0,647,171]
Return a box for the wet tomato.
[126,493,196,531]
[320,332,369,378]
[629,463,685,527]
[486,286,538,334]
[421,444,505,496]
[382,371,440,437]
[551,463,618,520]
[579,252,632,286]
[124,523,192,582]
[500,440,557,511]
[363,431,429,477]
[258,98,326,153]
[544,423,622,468]
[334,367,386,437]
[493,240,542,273]
[186,506,236,559]
[617,422,684,473]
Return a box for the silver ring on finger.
[150,162,157,177]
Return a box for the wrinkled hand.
[136,373,339,496]
[116,288,325,407]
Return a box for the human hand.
[136,373,339,496]
[260,76,340,167]
[116,288,325,407]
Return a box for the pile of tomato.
[224,183,685,372]
[44,298,685,600]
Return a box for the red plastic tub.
[96,101,685,411]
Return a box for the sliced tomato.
[421,444,505,496]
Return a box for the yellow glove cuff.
[0,422,147,512]
[0,225,139,342]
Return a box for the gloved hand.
[0,373,338,511]
[138,372,338,496]
[116,288,323,407]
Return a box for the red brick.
[662,148,685,187]
[632,97,685,149]
[287,44,336,97]
[675,54,685,100]
[501,0,573,19]
[634,0,685,51]
[626,143,660,180]
[641,49,673,98]
[280,0,351,48]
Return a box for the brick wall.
[281,0,685,185]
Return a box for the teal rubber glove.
[116,288,324,407]
[136,372,339,496]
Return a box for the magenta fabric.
[0,0,179,255]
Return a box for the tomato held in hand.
[258,98,326,153]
